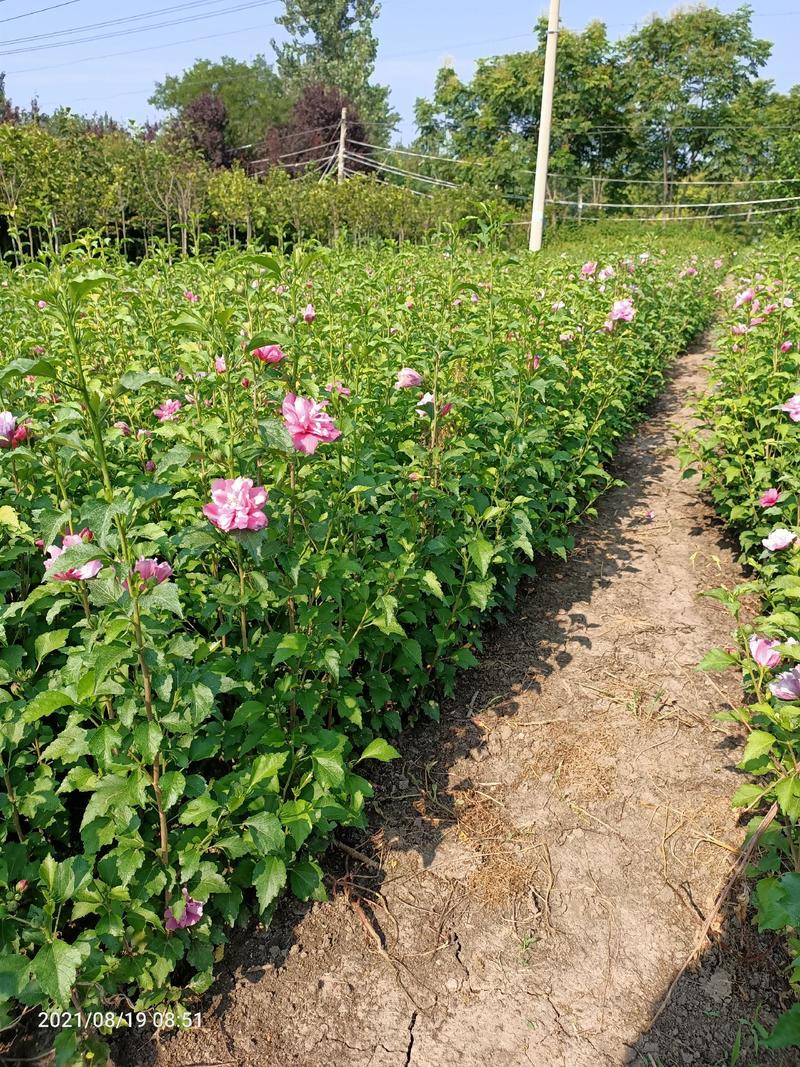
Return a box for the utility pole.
[337,107,347,185]
[528,0,560,252]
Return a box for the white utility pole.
[337,107,347,185]
[529,0,561,251]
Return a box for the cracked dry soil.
[117,342,794,1067]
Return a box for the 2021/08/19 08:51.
[38,1010,202,1029]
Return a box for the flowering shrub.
[0,238,717,1062]
[682,242,800,1048]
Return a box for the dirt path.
[119,341,793,1067]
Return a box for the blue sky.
[2,0,798,142]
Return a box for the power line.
[0,0,247,45]
[0,0,81,25]
[550,173,800,186]
[547,192,800,210]
[0,0,279,56]
[3,21,270,76]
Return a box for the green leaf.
[467,579,493,610]
[764,1004,800,1049]
[422,570,445,600]
[142,581,183,617]
[467,535,494,578]
[179,793,219,826]
[160,770,186,810]
[32,940,83,1007]
[0,954,31,1000]
[697,647,739,671]
[117,370,176,391]
[35,629,70,667]
[258,419,294,454]
[253,855,287,912]
[741,730,776,764]
[246,812,285,854]
[289,859,326,901]
[133,721,163,763]
[272,633,308,666]
[23,690,72,723]
[357,738,401,764]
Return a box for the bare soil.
[114,341,794,1067]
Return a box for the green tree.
[619,5,772,198]
[272,0,397,137]
[150,56,289,150]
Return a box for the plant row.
[0,123,514,258]
[683,243,800,1048]
[0,236,718,1063]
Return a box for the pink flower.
[144,460,156,473]
[203,478,268,532]
[395,368,423,389]
[734,287,755,309]
[731,324,749,336]
[44,531,102,582]
[609,298,636,322]
[325,380,351,397]
[416,391,435,416]
[781,395,800,422]
[680,266,698,278]
[113,420,131,436]
[214,356,227,374]
[15,880,28,893]
[749,635,782,668]
[164,889,204,931]
[282,393,341,455]
[137,429,152,441]
[241,377,251,389]
[405,298,414,309]
[580,261,597,277]
[184,290,199,303]
[559,331,575,343]
[599,266,615,281]
[470,292,479,304]
[762,528,797,551]
[33,345,45,355]
[781,341,794,353]
[551,301,565,311]
[645,510,655,522]
[529,354,541,371]
[154,399,182,422]
[759,488,781,508]
[253,344,286,364]
[0,412,27,449]
[784,297,794,308]
[37,300,47,310]
[124,558,173,591]
[302,303,316,323]
[713,259,724,269]
[770,667,800,701]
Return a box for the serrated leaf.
[467,535,494,578]
[35,628,70,666]
[357,738,400,764]
[289,859,326,901]
[697,647,739,671]
[422,569,445,600]
[246,811,284,854]
[23,690,72,723]
[32,940,83,1006]
[253,855,287,912]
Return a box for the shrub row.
[683,242,800,1048]
[0,237,718,1063]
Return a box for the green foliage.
[683,239,800,1046]
[0,235,718,1061]
[149,56,290,151]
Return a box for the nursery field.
[0,234,729,1064]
